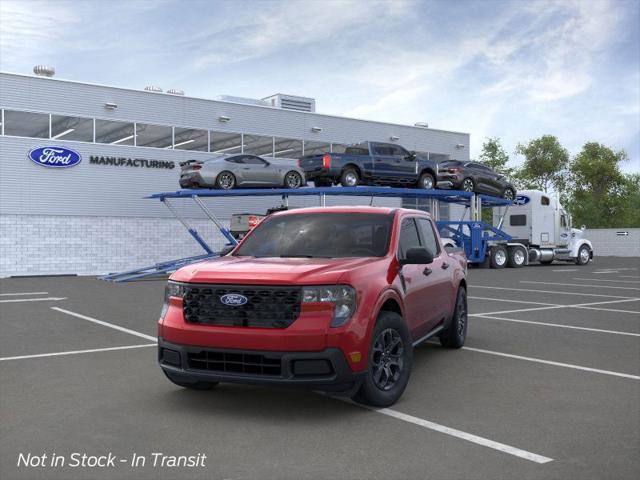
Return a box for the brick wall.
[0,215,230,277]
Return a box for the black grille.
[187,350,282,376]
[182,284,301,328]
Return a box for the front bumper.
[437,173,462,189]
[158,338,364,394]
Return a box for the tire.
[216,171,236,190]
[163,371,218,391]
[440,286,467,349]
[352,311,412,407]
[417,172,435,189]
[461,177,475,192]
[340,168,359,187]
[284,170,303,189]
[576,244,591,265]
[507,246,526,268]
[503,187,515,201]
[489,245,508,269]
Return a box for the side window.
[389,145,408,157]
[243,155,267,165]
[561,214,567,228]
[417,218,440,254]
[398,218,421,259]
[226,155,244,164]
[541,196,550,206]
[510,215,527,226]
[373,145,392,156]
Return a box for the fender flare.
[571,239,593,258]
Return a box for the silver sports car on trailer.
[179,154,307,189]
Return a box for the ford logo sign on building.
[220,294,248,306]
[28,146,82,168]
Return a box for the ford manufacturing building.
[0,70,470,277]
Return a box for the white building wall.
[586,228,640,257]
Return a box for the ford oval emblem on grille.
[220,293,248,306]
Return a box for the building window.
[135,123,173,149]
[273,137,303,159]
[51,115,94,142]
[244,134,274,156]
[303,140,331,156]
[210,131,243,154]
[95,119,135,145]
[3,110,49,138]
[173,127,208,151]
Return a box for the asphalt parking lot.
[1,257,639,480]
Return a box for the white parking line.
[0,292,49,296]
[573,278,640,284]
[521,281,640,291]
[0,344,156,362]
[469,296,558,307]
[473,315,640,337]
[471,285,637,299]
[620,275,640,279]
[0,297,66,303]
[463,347,640,380]
[552,269,578,272]
[358,405,553,464]
[473,298,640,316]
[51,307,156,342]
[575,305,640,315]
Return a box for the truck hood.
[171,256,382,285]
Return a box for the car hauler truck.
[486,189,593,268]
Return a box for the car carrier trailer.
[100,186,593,282]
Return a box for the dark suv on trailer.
[437,160,516,199]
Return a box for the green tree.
[566,142,636,228]
[515,135,569,193]
[479,137,513,176]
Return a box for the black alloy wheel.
[439,286,467,348]
[216,171,236,189]
[371,328,405,391]
[284,171,303,189]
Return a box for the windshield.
[233,213,393,258]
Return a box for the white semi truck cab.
[492,190,593,267]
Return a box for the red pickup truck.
[158,206,467,406]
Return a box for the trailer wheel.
[576,245,591,265]
[489,245,508,269]
[507,246,526,268]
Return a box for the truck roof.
[271,206,430,217]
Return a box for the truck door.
[416,218,452,330]
[558,210,571,246]
[397,218,445,340]
[372,144,415,183]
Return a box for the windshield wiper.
[279,254,333,258]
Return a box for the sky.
[1,0,639,172]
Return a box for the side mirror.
[400,247,434,265]
[218,245,235,256]
[581,225,586,231]
[405,151,416,160]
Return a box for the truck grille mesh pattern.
[182,285,301,328]
[187,350,282,376]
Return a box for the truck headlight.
[302,285,356,327]
[160,281,185,318]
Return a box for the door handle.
[242,167,251,170]
[423,267,432,276]
[441,262,450,270]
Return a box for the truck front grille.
[182,284,301,328]
[187,349,282,376]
